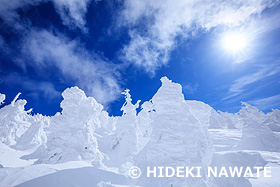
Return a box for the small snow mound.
[17,166,127,187]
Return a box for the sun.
[221,32,248,54]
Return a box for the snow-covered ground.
[0,142,37,167]
[209,129,242,152]
[209,129,280,187]
[0,129,279,186]
[0,77,279,186]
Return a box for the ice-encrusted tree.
[209,110,240,129]
[38,87,105,165]
[265,109,280,132]
[236,102,280,151]
[107,89,141,169]
[137,100,153,138]
[186,100,214,127]
[135,77,214,187]
[15,114,49,149]
[0,93,33,146]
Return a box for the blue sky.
[0,0,280,116]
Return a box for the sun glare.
[221,32,248,53]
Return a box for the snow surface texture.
[0,77,280,187]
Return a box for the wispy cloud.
[2,73,61,100]
[0,35,5,49]
[20,29,121,105]
[0,0,42,23]
[183,83,199,95]
[248,94,280,110]
[222,64,280,101]
[0,0,122,105]
[0,0,92,31]
[118,0,280,74]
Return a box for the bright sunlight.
[221,32,248,54]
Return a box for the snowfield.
[0,77,279,187]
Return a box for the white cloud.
[0,0,92,31]
[119,0,280,74]
[21,29,121,105]
[121,32,170,75]
[52,0,92,32]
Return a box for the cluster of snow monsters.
[0,77,280,186]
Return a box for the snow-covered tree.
[0,93,32,146]
[186,100,213,127]
[265,109,280,132]
[15,114,49,149]
[38,87,106,165]
[209,110,240,129]
[106,89,141,168]
[137,100,153,138]
[135,77,214,187]
[236,102,280,151]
